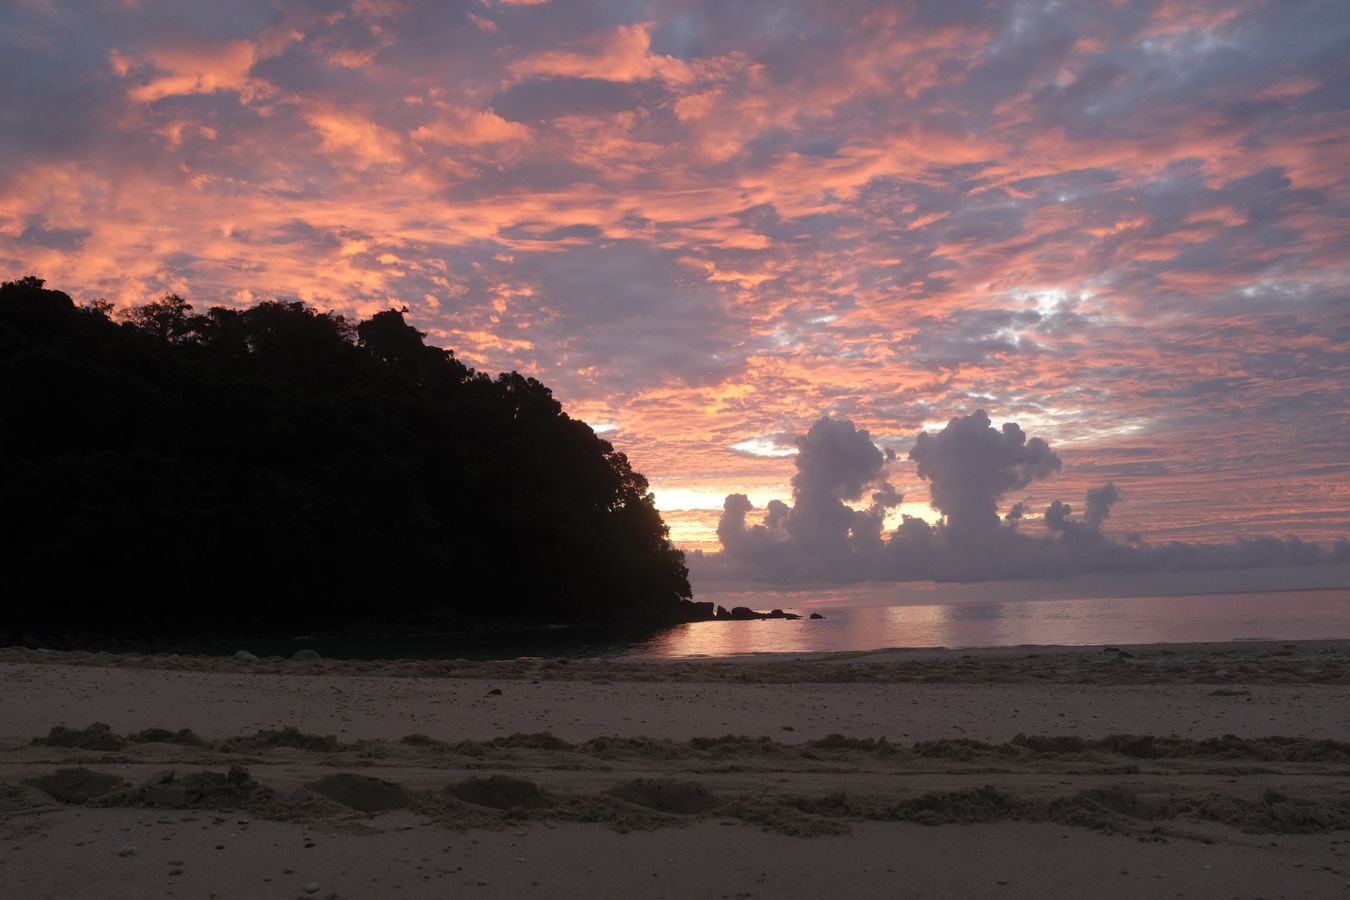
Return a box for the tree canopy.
[0,277,693,639]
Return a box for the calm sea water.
[641,586,1350,659]
[215,579,1350,661]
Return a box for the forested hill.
[0,277,695,640]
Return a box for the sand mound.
[1074,785,1150,818]
[718,796,853,836]
[1012,734,1091,754]
[449,775,551,810]
[26,768,126,803]
[35,723,126,751]
[607,779,717,815]
[129,766,262,810]
[307,773,411,813]
[896,786,1030,825]
[807,734,898,755]
[129,727,205,746]
[218,727,341,753]
[1174,790,1350,834]
[688,735,790,756]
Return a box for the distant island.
[0,277,711,643]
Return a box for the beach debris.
[303,882,321,894]
[1210,687,1251,696]
[486,687,502,695]
[26,768,126,803]
[116,846,138,857]
[291,649,321,661]
[35,722,126,751]
[307,773,411,813]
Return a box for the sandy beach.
[3,640,1350,899]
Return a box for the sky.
[3,0,1348,579]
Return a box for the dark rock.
[809,613,825,620]
[725,606,801,621]
[715,605,731,620]
[291,649,321,661]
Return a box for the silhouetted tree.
[0,277,693,642]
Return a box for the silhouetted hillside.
[0,277,694,641]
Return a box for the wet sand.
[2,640,1350,898]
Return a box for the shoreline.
[4,635,1350,674]
[4,638,1350,898]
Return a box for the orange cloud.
[512,23,696,84]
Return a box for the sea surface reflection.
[183,584,1350,661]
[633,588,1350,658]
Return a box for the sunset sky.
[3,0,1348,555]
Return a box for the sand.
[2,639,1350,898]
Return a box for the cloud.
[1,0,1348,561]
[1083,481,1121,528]
[697,411,1348,586]
[411,108,531,146]
[510,23,696,85]
[909,409,1061,546]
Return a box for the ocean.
[200,576,1350,661]
[643,585,1350,658]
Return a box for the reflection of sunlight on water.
[634,588,1350,659]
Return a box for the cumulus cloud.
[697,411,1348,586]
[909,410,1061,547]
[713,417,893,581]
